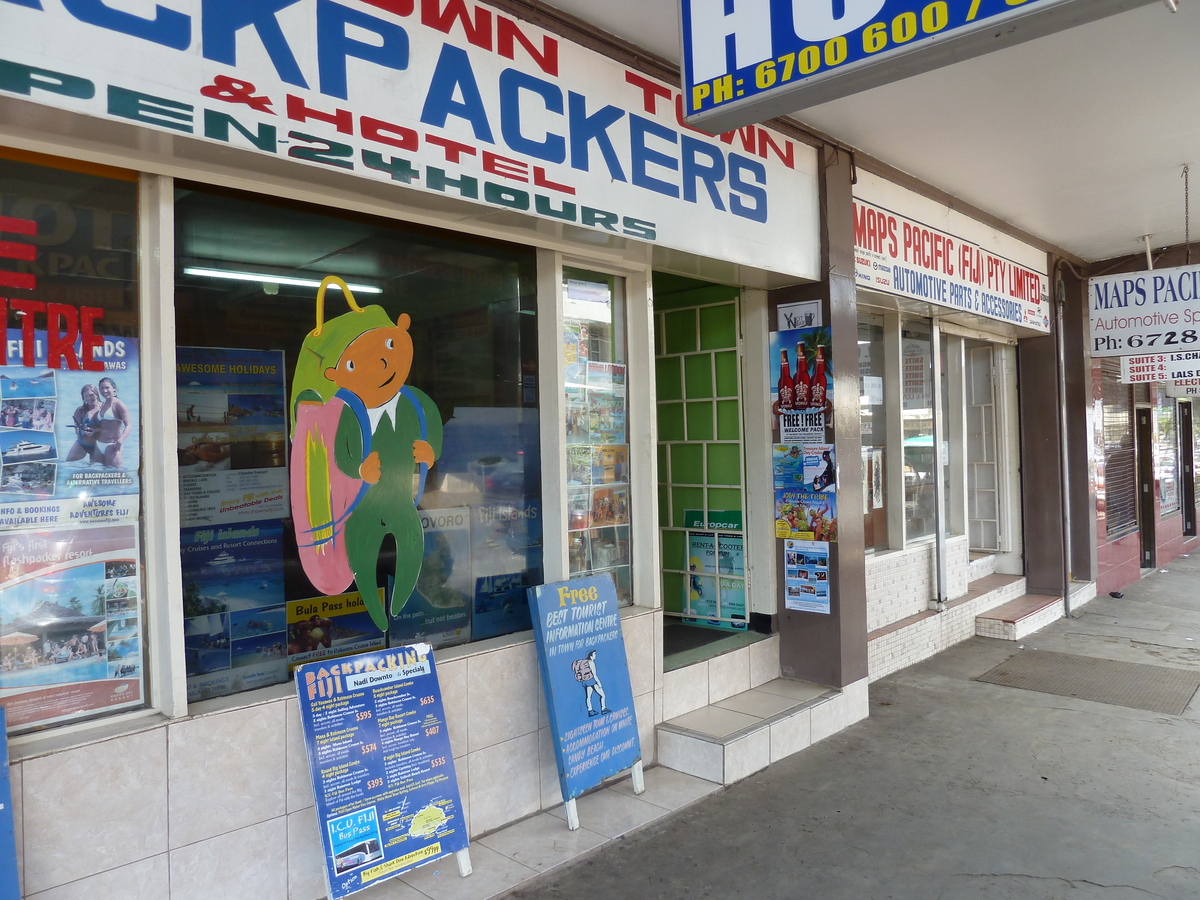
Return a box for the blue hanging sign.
[295,645,468,899]
[0,709,17,900]
[528,575,641,801]
[680,0,1150,132]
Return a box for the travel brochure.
[176,346,289,527]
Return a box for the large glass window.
[0,155,145,732]
[901,322,935,541]
[858,315,888,551]
[564,268,632,605]
[1100,360,1137,538]
[1157,400,1180,515]
[175,186,540,702]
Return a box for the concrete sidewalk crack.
[956,872,1168,896]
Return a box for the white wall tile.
[749,636,779,688]
[656,730,723,784]
[438,657,468,759]
[285,698,314,814]
[621,611,656,698]
[286,810,325,900]
[707,648,750,703]
[169,702,287,849]
[170,818,287,900]
[724,728,770,783]
[467,644,539,753]
[23,728,167,895]
[769,708,812,763]
[467,732,540,836]
[663,662,708,720]
[26,852,168,900]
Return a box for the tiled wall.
[661,635,781,721]
[864,536,970,633]
[12,607,663,900]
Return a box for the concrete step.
[657,679,866,785]
[975,593,1065,641]
[866,574,1026,682]
[968,552,998,581]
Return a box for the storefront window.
[902,323,935,541]
[0,156,145,732]
[1157,400,1180,515]
[564,269,632,605]
[858,316,888,551]
[175,186,540,702]
[1100,361,1137,539]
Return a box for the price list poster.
[295,645,468,899]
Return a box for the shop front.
[0,0,825,895]
[845,170,1064,680]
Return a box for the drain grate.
[976,649,1200,715]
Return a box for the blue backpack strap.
[399,386,429,506]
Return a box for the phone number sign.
[1090,264,1200,358]
[680,0,1144,132]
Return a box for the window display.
[0,156,145,731]
[563,270,632,605]
[175,186,541,701]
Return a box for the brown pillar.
[771,145,868,688]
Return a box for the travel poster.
[528,574,641,801]
[470,501,539,640]
[0,330,139,529]
[773,443,836,492]
[0,523,143,730]
[784,540,831,614]
[769,324,832,444]
[180,520,289,701]
[176,347,288,527]
[685,531,747,630]
[390,507,472,649]
[775,490,838,542]
[287,591,385,671]
[295,645,468,899]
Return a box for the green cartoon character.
[291,277,443,633]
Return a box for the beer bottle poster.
[769,324,832,444]
[295,645,468,899]
[528,574,641,801]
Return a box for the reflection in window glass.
[902,323,935,541]
[0,157,145,732]
[175,186,541,702]
[858,316,887,551]
[1157,401,1180,514]
[563,269,632,605]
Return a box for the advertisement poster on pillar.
[0,523,144,731]
[0,0,820,281]
[854,199,1050,334]
[0,327,139,530]
[1089,264,1200,358]
[783,539,830,615]
[177,347,289,528]
[770,325,831,444]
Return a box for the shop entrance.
[1181,402,1196,537]
[652,274,761,668]
[1135,407,1157,567]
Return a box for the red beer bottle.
[793,342,811,409]
[810,346,828,409]
[777,350,794,410]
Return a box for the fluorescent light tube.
[182,267,383,294]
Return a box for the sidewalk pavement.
[502,555,1200,900]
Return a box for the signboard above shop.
[1090,263,1200,358]
[679,0,1157,132]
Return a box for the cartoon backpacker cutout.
[290,276,443,632]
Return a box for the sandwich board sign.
[295,645,470,898]
[528,574,644,828]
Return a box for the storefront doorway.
[1136,407,1157,568]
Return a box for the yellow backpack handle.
[312,276,364,336]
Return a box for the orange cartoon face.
[324,313,414,408]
